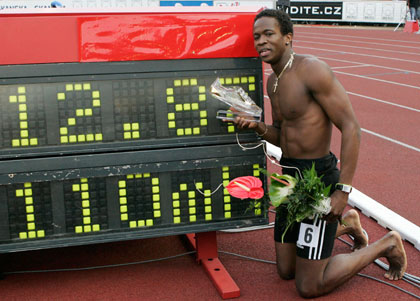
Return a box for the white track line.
[318,56,420,75]
[295,39,420,57]
[348,92,420,112]
[295,30,420,45]
[334,70,420,90]
[297,34,420,51]
[361,128,420,152]
[332,64,371,69]
[294,45,420,65]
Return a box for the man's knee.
[277,264,295,280]
[295,259,329,298]
[295,280,322,298]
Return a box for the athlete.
[231,9,407,297]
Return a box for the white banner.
[0,0,159,9]
[214,1,275,8]
[342,1,407,23]
[0,0,274,9]
[0,0,407,24]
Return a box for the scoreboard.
[0,8,266,253]
[0,60,260,158]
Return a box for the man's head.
[254,9,293,36]
[253,9,293,64]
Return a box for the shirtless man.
[233,9,407,298]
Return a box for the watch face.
[336,183,352,193]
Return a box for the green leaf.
[268,174,298,207]
[269,185,291,207]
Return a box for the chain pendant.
[273,80,279,93]
[272,51,295,94]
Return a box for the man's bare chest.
[271,81,311,120]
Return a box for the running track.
[293,26,420,228]
[0,26,419,301]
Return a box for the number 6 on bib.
[297,222,321,249]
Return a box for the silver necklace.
[273,51,295,93]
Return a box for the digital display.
[0,145,265,253]
[0,58,267,253]
[0,58,263,159]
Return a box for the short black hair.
[254,9,293,36]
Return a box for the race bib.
[297,222,320,249]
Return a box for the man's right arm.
[254,120,280,146]
[231,73,281,145]
[259,74,281,146]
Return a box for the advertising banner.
[287,1,343,20]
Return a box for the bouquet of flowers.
[225,163,332,243]
[267,163,332,242]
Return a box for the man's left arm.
[305,58,361,222]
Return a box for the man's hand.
[224,107,259,130]
[325,190,348,223]
[234,116,259,130]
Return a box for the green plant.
[264,163,332,242]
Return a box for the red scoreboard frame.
[0,7,260,65]
[0,7,266,257]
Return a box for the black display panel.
[0,58,266,253]
[0,58,263,159]
[0,145,265,253]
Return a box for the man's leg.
[276,209,368,281]
[294,231,407,298]
[336,209,368,250]
[275,242,296,280]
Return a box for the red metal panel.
[0,9,259,65]
[79,13,258,62]
[0,16,79,65]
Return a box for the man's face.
[253,17,286,64]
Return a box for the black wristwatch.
[335,183,352,194]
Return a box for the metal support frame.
[186,232,240,299]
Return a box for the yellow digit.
[187,189,196,222]
[199,182,213,222]
[222,166,232,218]
[166,78,207,136]
[252,164,263,216]
[74,178,100,233]
[58,83,103,144]
[172,182,212,224]
[119,173,161,228]
[16,183,45,239]
[9,87,39,147]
